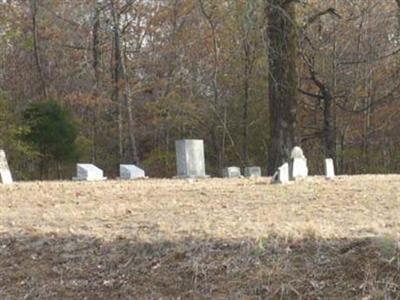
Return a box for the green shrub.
[21,101,78,177]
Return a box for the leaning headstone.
[175,139,208,178]
[73,164,106,181]
[325,158,335,180]
[120,164,145,180]
[290,146,308,180]
[244,166,262,178]
[272,163,289,184]
[0,150,13,184]
[223,166,241,178]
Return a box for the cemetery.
[1,1,400,298]
[0,142,399,299]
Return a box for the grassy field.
[0,175,399,299]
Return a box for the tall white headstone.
[325,158,335,180]
[290,146,305,160]
[73,164,106,181]
[175,139,208,178]
[0,150,13,184]
[222,166,241,178]
[120,164,145,180]
[272,163,289,184]
[290,146,308,180]
[292,158,308,179]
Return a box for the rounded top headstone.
[291,146,305,159]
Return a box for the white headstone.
[290,146,308,180]
[120,164,145,180]
[291,158,308,179]
[73,164,106,181]
[325,158,335,180]
[175,139,208,178]
[272,163,289,184]
[291,146,305,160]
[0,150,13,184]
[244,166,261,178]
[222,166,241,178]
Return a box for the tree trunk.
[396,0,400,31]
[304,59,337,161]
[91,2,101,163]
[266,0,298,175]
[30,0,48,99]
[121,57,140,165]
[322,89,336,160]
[242,40,251,166]
[110,0,124,162]
[198,0,225,170]
[121,16,139,164]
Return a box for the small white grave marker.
[73,164,106,181]
[325,158,335,180]
[0,150,13,184]
[120,164,145,180]
[222,166,241,178]
[244,166,261,178]
[272,163,289,184]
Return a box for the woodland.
[0,0,400,179]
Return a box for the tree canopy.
[0,0,399,179]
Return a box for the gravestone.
[272,163,289,184]
[120,164,145,180]
[290,146,308,180]
[291,158,308,179]
[223,166,241,178]
[291,146,305,160]
[0,150,13,184]
[73,164,106,181]
[175,139,208,178]
[325,158,335,180]
[244,166,262,178]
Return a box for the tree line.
[0,0,399,179]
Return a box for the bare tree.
[266,0,299,175]
[30,0,48,99]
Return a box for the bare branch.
[298,88,322,99]
[303,8,341,30]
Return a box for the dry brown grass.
[0,175,399,299]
